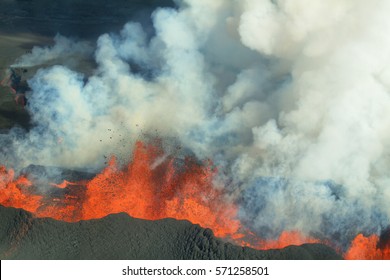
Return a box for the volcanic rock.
[0,205,342,260]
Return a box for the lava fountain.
[1,141,389,259]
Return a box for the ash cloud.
[2,0,390,246]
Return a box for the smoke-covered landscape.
[1,0,390,259]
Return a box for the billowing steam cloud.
[2,0,390,247]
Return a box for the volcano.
[0,148,342,260]
[2,0,390,261]
[0,142,387,259]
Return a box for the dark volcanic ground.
[0,205,342,260]
[0,0,175,37]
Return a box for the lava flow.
[0,141,389,259]
[344,234,390,260]
[0,141,242,239]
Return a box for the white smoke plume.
[2,0,390,246]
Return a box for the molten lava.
[0,141,241,238]
[81,141,242,238]
[344,234,390,260]
[0,166,40,212]
[1,141,390,259]
[254,231,321,250]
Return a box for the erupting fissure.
[0,141,388,259]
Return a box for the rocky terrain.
[0,205,342,260]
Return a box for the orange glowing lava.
[0,141,241,239]
[0,166,40,212]
[253,231,321,250]
[1,141,390,259]
[80,141,242,238]
[344,234,390,260]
